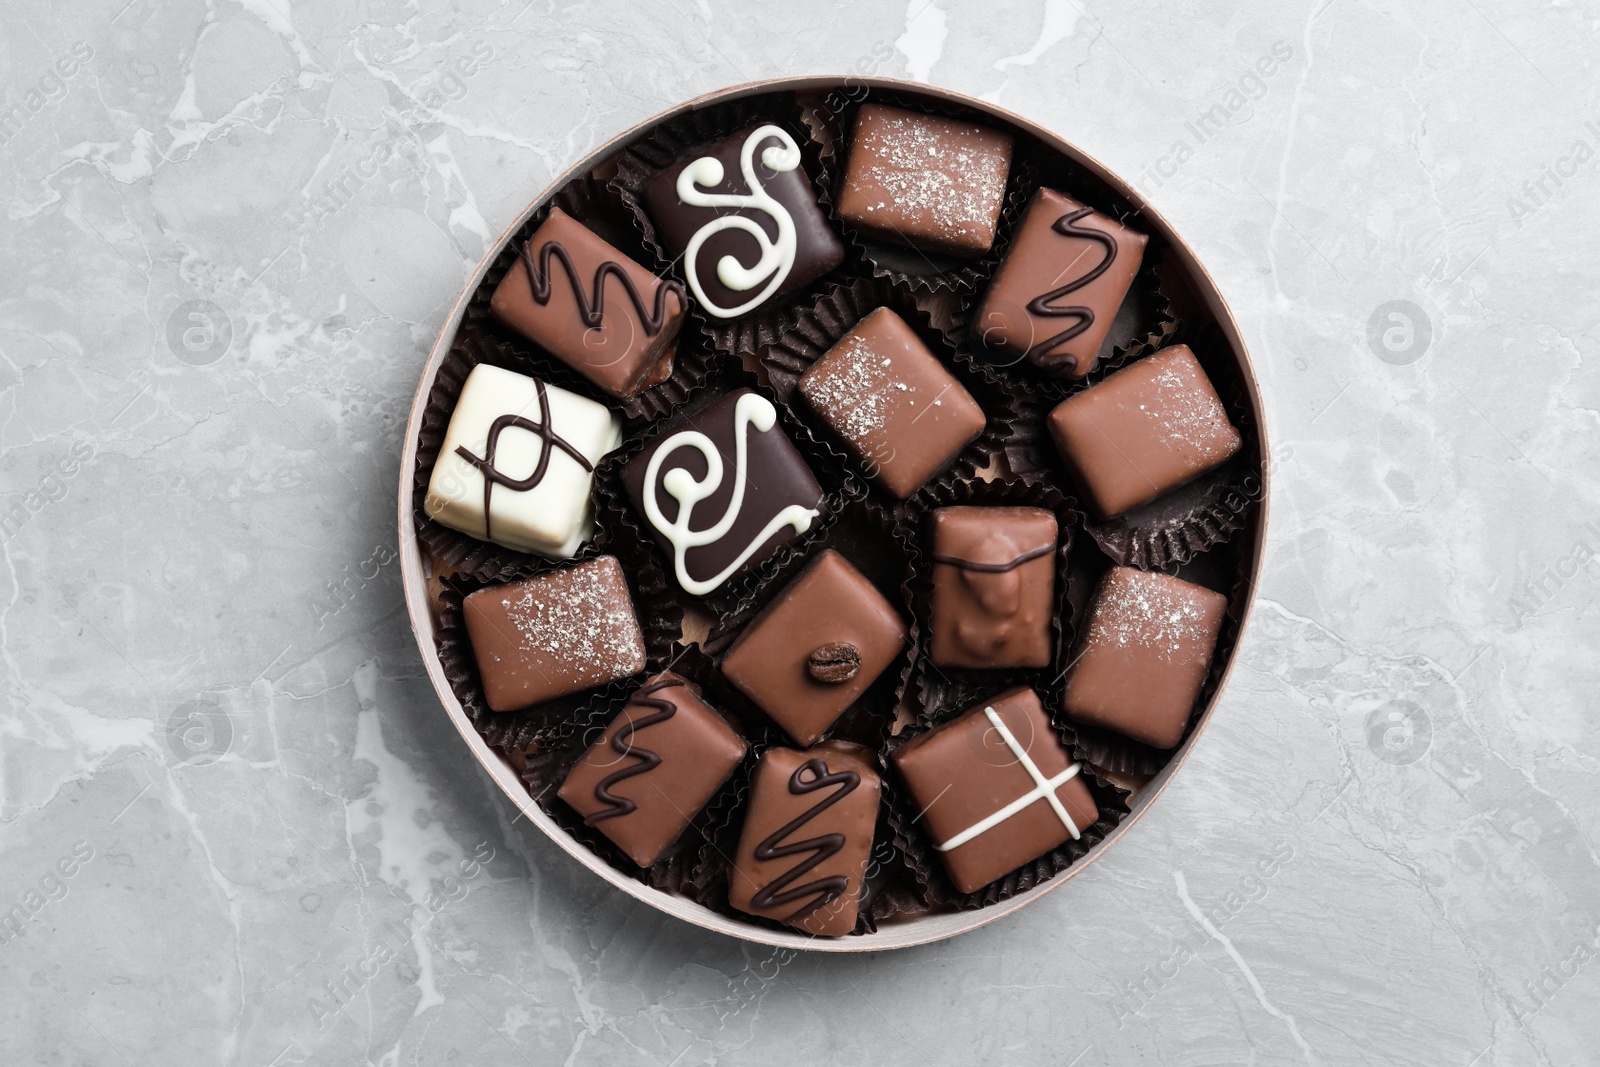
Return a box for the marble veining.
[2,0,1598,1064]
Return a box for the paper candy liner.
[1056,549,1254,775]
[940,210,1177,407]
[609,93,854,358]
[759,274,1021,513]
[430,533,683,757]
[701,489,915,755]
[591,360,859,617]
[882,712,1130,909]
[805,88,1036,296]
[897,475,1082,725]
[458,174,721,423]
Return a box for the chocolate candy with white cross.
[890,686,1096,894]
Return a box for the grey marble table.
[3,1,1597,1064]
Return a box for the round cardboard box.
[398,77,1270,951]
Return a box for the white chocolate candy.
[424,364,621,558]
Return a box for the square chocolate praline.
[835,104,1014,259]
[622,389,826,597]
[798,307,985,500]
[489,207,688,401]
[642,123,844,319]
[928,506,1057,669]
[892,687,1096,895]
[1062,567,1228,750]
[728,742,880,937]
[1047,345,1243,519]
[558,671,747,868]
[721,549,908,746]
[973,188,1147,379]
[462,555,646,712]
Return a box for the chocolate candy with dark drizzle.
[932,543,1054,573]
[521,238,685,336]
[585,678,683,825]
[454,378,595,542]
[749,758,861,923]
[1021,207,1118,373]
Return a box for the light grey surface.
[1,1,1595,1064]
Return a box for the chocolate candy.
[424,364,621,557]
[622,389,826,596]
[1062,567,1227,749]
[972,188,1147,379]
[835,104,1013,259]
[557,671,747,867]
[489,207,688,401]
[927,506,1057,669]
[642,123,844,319]
[728,742,880,937]
[721,549,908,746]
[1047,345,1242,519]
[798,307,985,499]
[891,686,1095,895]
[462,555,645,712]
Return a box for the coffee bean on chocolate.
[722,549,908,746]
[806,642,862,684]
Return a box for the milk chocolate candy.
[1046,345,1242,519]
[973,188,1147,379]
[489,207,688,401]
[622,389,826,597]
[892,687,1096,894]
[424,364,622,557]
[1062,567,1227,749]
[728,742,881,937]
[721,549,908,746]
[835,104,1013,259]
[928,506,1057,669]
[798,307,985,500]
[558,671,747,867]
[462,556,646,712]
[642,123,844,319]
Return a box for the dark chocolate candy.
[972,188,1147,379]
[489,207,688,400]
[721,549,908,746]
[928,506,1057,669]
[557,671,747,867]
[622,389,826,597]
[462,556,646,712]
[1061,567,1227,749]
[1047,344,1242,518]
[727,741,881,937]
[891,686,1096,895]
[798,307,985,500]
[642,123,844,319]
[835,104,1013,259]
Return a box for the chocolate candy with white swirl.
[621,389,826,597]
[424,364,622,557]
[642,123,844,320]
